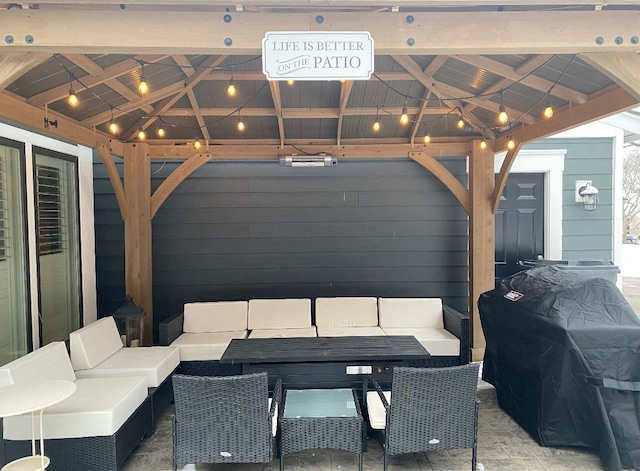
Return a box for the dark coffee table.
[220,335,430,390]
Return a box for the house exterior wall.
[93,158,469,333]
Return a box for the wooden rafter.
[268,81,285,148]
[580,52,640,103]
[173,54,212,142]
[336,80,353,147]
[0,52,51,89]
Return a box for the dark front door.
[495,173,544,281]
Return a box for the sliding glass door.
[34,149,81,344]
[0,139,29,366]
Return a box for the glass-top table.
[280,388,364,471]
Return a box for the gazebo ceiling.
[1,0,640,158]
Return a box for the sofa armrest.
[442,305,470,365]
[158,312,184,346]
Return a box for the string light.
[157,126,165,138]
[507,135,516,150]
[400,102,409,125]
[227,76,236,97]
[138,64,148,95]
[480,138,487,150]
[194,138,201,150]
[108,108,118,135]
[423,134,431,144]
[137,128,146,141]
[287,79,295,86]
[498,90,508,125]
[237,117,245,132]
[543,94,554,119]
[67,74,78,107]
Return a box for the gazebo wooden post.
[468,140,495,361]
[123,142,153,346]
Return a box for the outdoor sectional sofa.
[0,341,152,471]
[160,296,470,375]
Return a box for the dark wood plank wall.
[93,158,469,338]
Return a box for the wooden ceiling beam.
[204,70,415,81]
[496,84,639,152]
[161,105,450,118]
[28,54,169,107]
[454,55,588,104]
[3,10,640,55]
[268,81,286,147]
[580,52,640,103]
[64,53,155,114]
[336,80,353,147]
[173,54,211,142]
[120,55,227,140]
[148,141,472,159]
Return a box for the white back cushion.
[0,342,76,387]
[248,299,311,330]
[70,317,123,370]
[315,297,378,327]
[378,298,443,329]
[183,301,248,333]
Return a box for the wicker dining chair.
[366,363,481,471]
[171,372,281,471]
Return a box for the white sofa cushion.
[248,298,311,330]
[381,327,460,356]
[3,376,148,440]
[248,327,317,338]
[378,298,444,329]
[70,317,124,370]
[366,390,391,430]
[0,342,76,388]
[315,297,378,327]
[183,301,248,333]
[170,331,248,361]
[74,346,180,388]
[316,326,385,337]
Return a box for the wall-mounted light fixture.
[576,180,599,211]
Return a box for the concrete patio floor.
[121,375,608,471]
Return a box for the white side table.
[0,380,76,471]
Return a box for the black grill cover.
[479,265,640,471]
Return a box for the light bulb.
[138,78,148,95]
[543,105,554,119]
[237,119,245,132]
[480,139,487,150]
[68,88,78,107]
[287,79,295,86]
[423,134,431,144]
[157,127,165,138]
[498,105,508,125]
[507,137,516,150]
[373,119,380,132]
[109,121,118,135]
[137,129,146,141]
[194,138,201,150]
[400,105,409,125]
[457,117,465,129]
[227,78,236,97]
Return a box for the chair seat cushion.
[381,327,460,356]
[171,331,248,361]
[248,327,317,338]
[366,390,391,430]
[3,376,148,440]
[316,326,385,337]
[74,346,180,388]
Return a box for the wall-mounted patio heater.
[279,154,337,167]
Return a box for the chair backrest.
[183,301,248,333]
[172,372,271,465]
[248,298,311,330]
[387,363,480,455]
[70,316,123,370]
[315,297,378,327]
[0,341,77,388]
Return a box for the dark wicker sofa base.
[1,395,152,471]
[149,371,176,433]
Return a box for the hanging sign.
[262,31,374,81]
